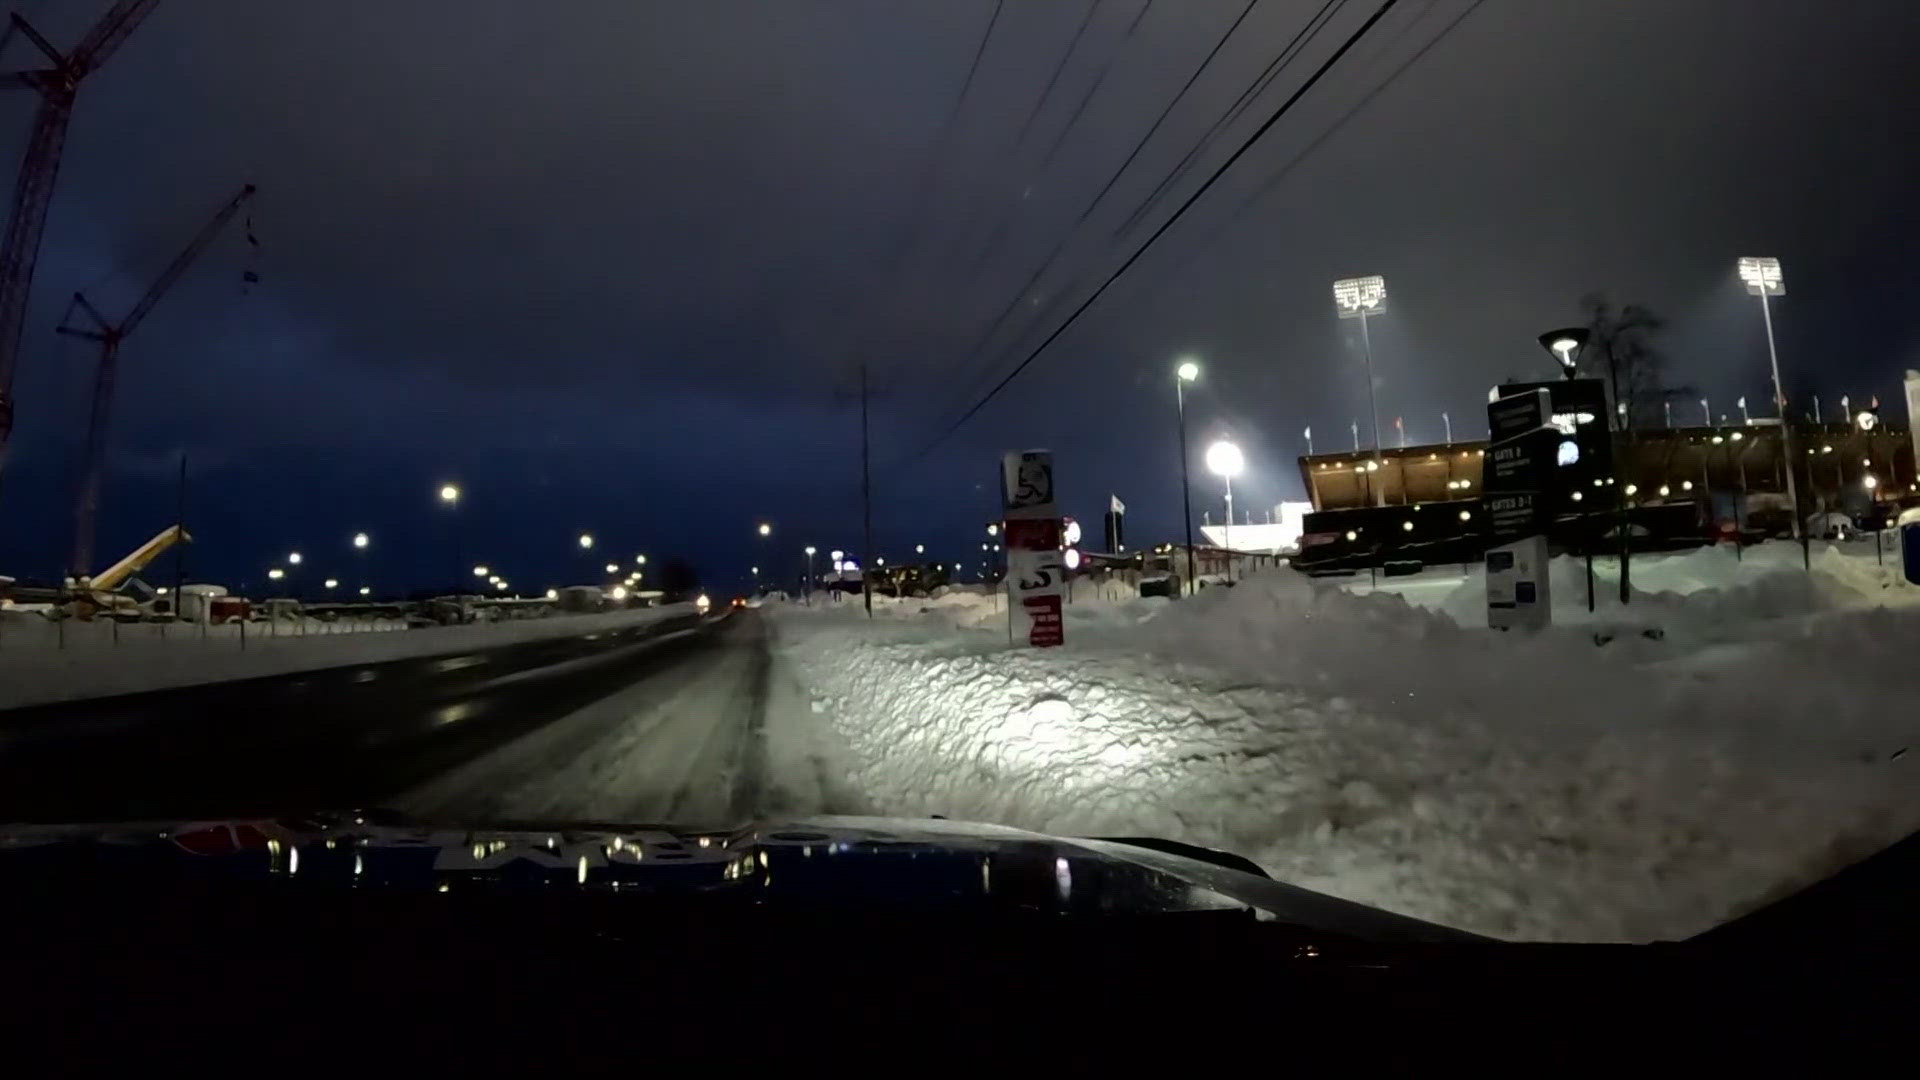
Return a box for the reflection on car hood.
[0,812,1483,944]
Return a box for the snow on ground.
[0,605,695,710]
[766,541,1920,942]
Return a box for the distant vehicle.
[730,597,746,609]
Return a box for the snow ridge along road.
[0,605,698,711]
[770,549,1920,942]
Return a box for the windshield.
[0,1,1916,945]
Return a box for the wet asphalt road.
[0,610,764,823]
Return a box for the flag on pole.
[1109,494,1125,515]
[1737,396,1746,409]
[1303,426,1313,454]
[1350,420,1359,450]
[1394,416,1405,447]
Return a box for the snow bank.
[1380,539,1919,644]
[0,605,696,710]
[769,571,1920,942]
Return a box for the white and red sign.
[1000,450,1064,648]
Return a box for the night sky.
[1,0,1915,595]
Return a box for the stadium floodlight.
[1737,256,1783,297]
[1331,275,1387,317]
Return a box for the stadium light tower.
[1333,275,1387,505]
[1737,256,1801,548]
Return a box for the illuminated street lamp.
[267,567,285,581]
[545,588,558,600]
[1174,357,1200,595]
[635,554,647,566]
[604,562,618,574]
[438,483,460,505]
[1205,439,1245,582]
[1537,328,1589,380]
[324,578,338,589]
[495,580,509,592]
[352,532,369,550]
[804,545,817,605]
[358,586,370,596]
[473,565,488,577]
[577,533,594,550]
[758,522,772,538]
[985,523,998,538]
[914,544,924,555]
[1333,275,1387,506]
[287,551,302,566]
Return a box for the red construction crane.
[0,1,159,486]
[58,181,254,580]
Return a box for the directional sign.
[1001,450,1065,648]
[1485,492,1546,542]
[1000,450,1056,520]
[1483,388,1556,630]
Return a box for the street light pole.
[1175,360,1199,597]
[1205,439,1244,587]
[1223,473,1234,583]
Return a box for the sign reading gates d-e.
[1000,450,1065,648]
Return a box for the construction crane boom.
[0,0,158,483]
[58,181,254,579]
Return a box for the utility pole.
[860,361,874,618]
[0,1,159,505]
[172,450,185,605]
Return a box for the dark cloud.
[1,0,1914,586]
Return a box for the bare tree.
[1580,293,1692,430]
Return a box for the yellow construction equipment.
[65,524,190,618]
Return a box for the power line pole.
[861,361,874,618]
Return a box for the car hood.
[0,811,1483,944]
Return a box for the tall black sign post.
[1483,388,1557,629]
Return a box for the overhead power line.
[913,0,1402,458]
[1011,0,1101,148]
[825,0,1005,377]
[938,0,1261,410]
[978,0,1344,395]
[1114,0,1345,237]
[961,0,1156,282]
[1167,0,1486,281]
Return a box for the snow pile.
[770,571,1920,942]
[790,581,1167,632]
[0,604,698,710]
[1418,540,1915,643]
